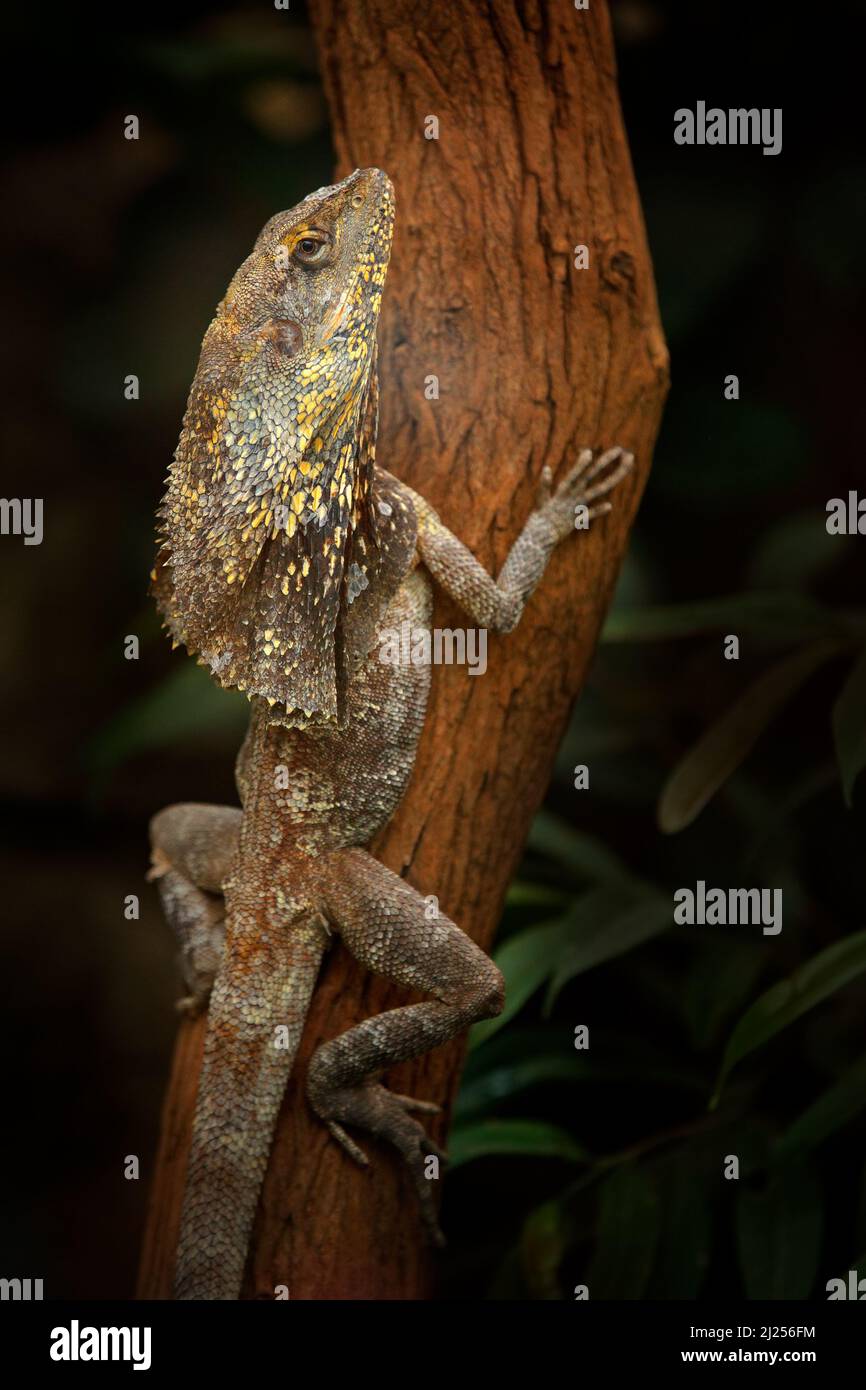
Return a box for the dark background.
[1,0,864,1299]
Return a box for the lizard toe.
[311,1077,447,1243]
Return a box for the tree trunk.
[138,0,668,1301]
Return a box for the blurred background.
[1,0,864,1299]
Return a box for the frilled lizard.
[148,167,633,1299]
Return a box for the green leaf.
[832,646,866,806]
[602,592,853,644]
[740,761,840,867]
[776,1052,866,1160]
[138,33,318,83]
[88,663,248,775]
[586,1167,661,1299]
[747,511,848,591]
[713,932,866,1105]
[736,1164,823,1299]
[527,809,635,884]
[455,1054,590,1121]
[504,880,570,910]
[460,1024,705,1109]
[544,894,674,1012]
[658,640,847,833]
[652,1153,712,1299]
[447,1119,588,1170]
[467,915,577,1052]
[520,1201,567,1300]
[485,1248,525,1300]
[684,941,768,1052]
[469,885,638,1050]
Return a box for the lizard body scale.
[148,168,634,1299]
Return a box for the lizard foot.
[312,1079,448,1245]
[539,445,635,537]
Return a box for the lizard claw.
[311,1079,448,1245]
[557,445,634,501]
[325,1120,371,1168]
[575,445,635,503]
[535,464,555,508]
[539,445,634,538]
[557,447,595,497]
[390,1090,441,1116]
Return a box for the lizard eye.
[293,233,331,266]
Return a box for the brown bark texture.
[138,0,669,1301]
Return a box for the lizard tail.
[174,907,327,1300]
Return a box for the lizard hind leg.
[307,847,505,1245]
[148,802,242,1014]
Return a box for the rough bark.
[138,0,668,1300]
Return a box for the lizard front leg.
[306,847,504,1245]
[407,446,634,631]
[148,802,241,1014]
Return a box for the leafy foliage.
[446,510,866,1297]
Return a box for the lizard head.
[206,165,394,418]
[154,169,399,726]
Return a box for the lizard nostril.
[351,193,364,208]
